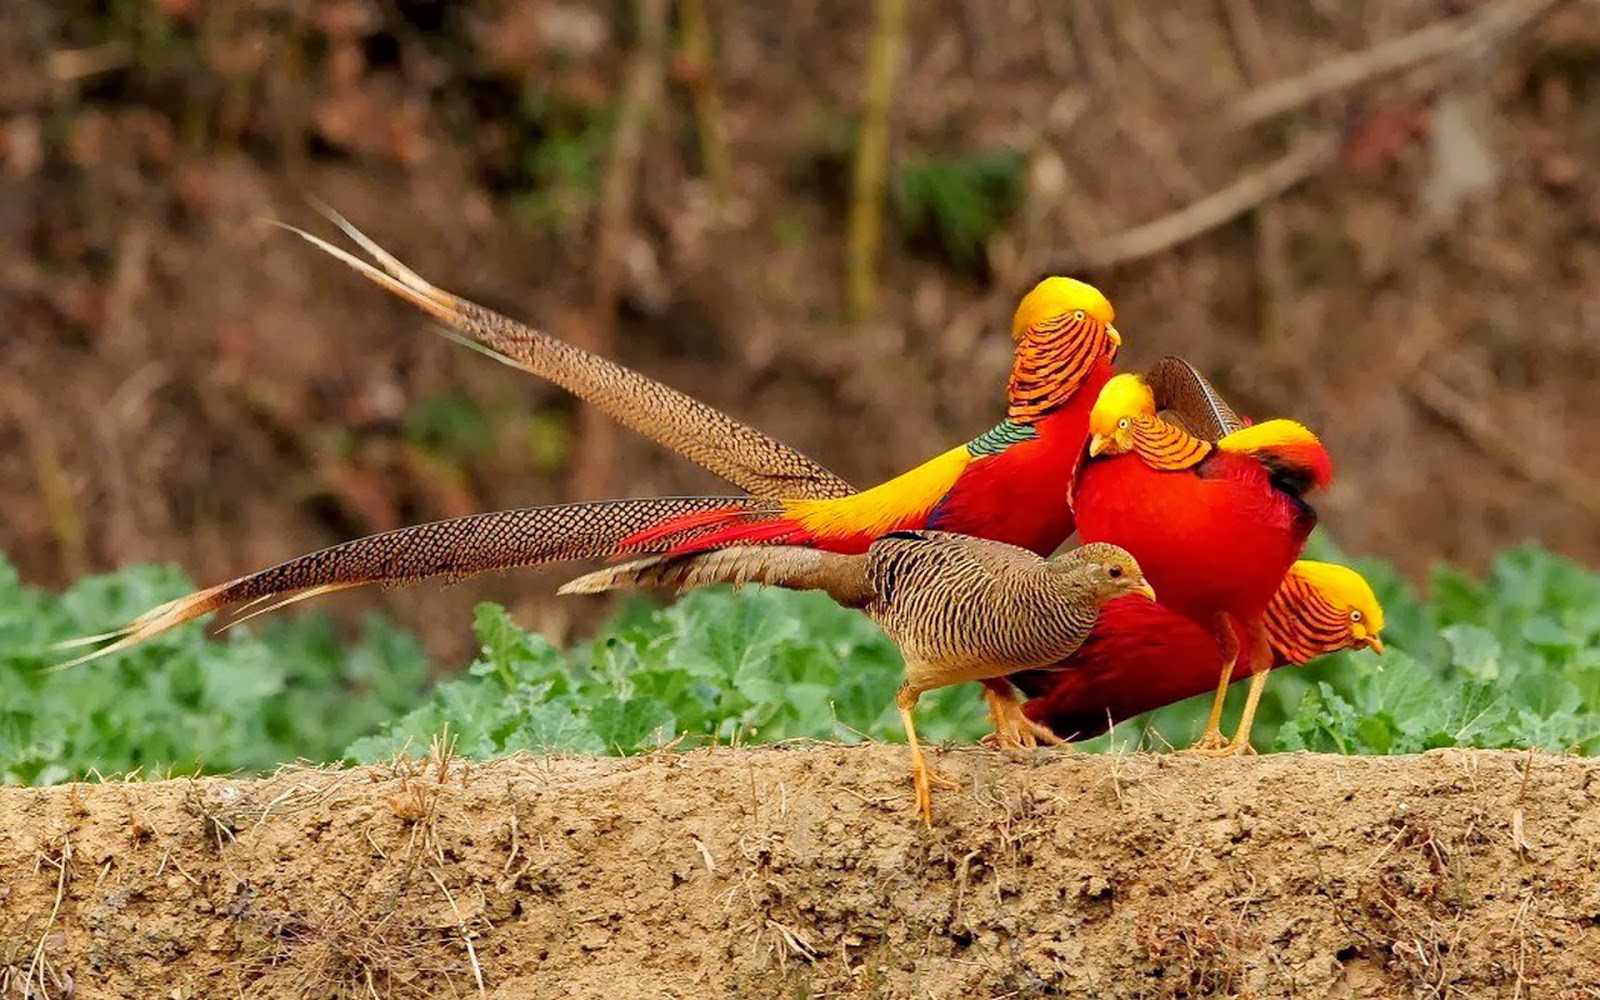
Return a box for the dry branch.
[1407,370,1600,518]
[676,0,734,209]
[1230,0,1561,128]
[1052,130,1339,272]
[571,0,671,499]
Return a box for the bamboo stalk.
[677,0,734,210]
[846,0,908,322]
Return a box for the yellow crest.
[1287,560,1385,637]
[1011,276,1116,342]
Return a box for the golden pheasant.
[1073,372,1334,754]
[1006,560,1384,742]
[558,533,1155,823]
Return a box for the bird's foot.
[1178,735,1256,759]
[1177,726,1231,756]
[980,714,1065,752]
[980,685,1065,751]
[911,759,959,826]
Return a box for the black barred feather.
[56,496,775,667]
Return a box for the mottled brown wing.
[867,530,1046,586]
[279,211,856,501]
[1144,356,1246,441]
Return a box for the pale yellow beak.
[1088,433,1112,458]
[1106,324,1122,349]
[1365,634,1385,655]
[1135,581,1157,603]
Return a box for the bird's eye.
[1108,565,1123,579]
[1117,417,1130,430]
[1350,610,1363,623]
[1073,309,1086,321]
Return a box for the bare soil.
[1,746,1595,999]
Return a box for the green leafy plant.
[6,539,1597,788]
[351,540,1600,762]
[0,555,430,785]
[345,589,988,762]
[1275,543,1600,755]
[891,148,1026,267]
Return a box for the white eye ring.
[1117,417,1130,430]
[1073,310,1086,321]
[1350,610,1363,623]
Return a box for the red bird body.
[1011,595,1234,741]
[1065,374,1335,752]
[1073,448,1315,622]
[1012,557,1385,742]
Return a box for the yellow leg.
[1222,667,1269,755]
[897,682,956,826]
[980,681,1065,751]
[1183,612,1240,753]
[1185,620,1270,759]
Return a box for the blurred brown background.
[2,0,1596,663]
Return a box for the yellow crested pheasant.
[558,533,1155,823]
[1071,372,1334,754]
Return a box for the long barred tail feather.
[53,496,774,668]
[275,204,855,502]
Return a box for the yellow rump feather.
[784,444,971,538]
[1216,419,1323,456]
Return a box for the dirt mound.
[1,746,1594,998]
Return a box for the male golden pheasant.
[281,211,1122,555]
[559,533,1154,823]
[1072,373,1334,753]
[64,218,1121,689]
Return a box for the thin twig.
[1230,0,1560,128]
[47,42,130,82]
[1511,747,1534,856]
[426,868,488,999]
[846,0,908,322]
[1408,370,1600,517]
[24,836,71,1000]
[676,0,734,209]
[571,0,671,499]
[1220,0,1274,81]
[1053,130,1339,271]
